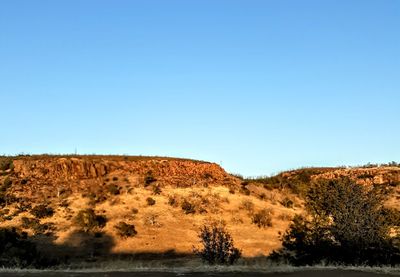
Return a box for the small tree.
[274,178,400,265]
[194,222,241,265]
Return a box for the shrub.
[273,178,400,265]
[146,197,156,206]
[252,209,273,228]
[107,184,120,195]
[0,228,38,268]
[240,187,250,195]
[194,222,241,265]
[168,195,179,207]
[280,197,294,208]
[0,158,13,171]
[181,200,196,214]
[21,217,55,235]
[114,222,137,238]
[203,172,213,179]
[144,171,157,186]
[152,185,162,195]
[21,217,40,229]
[30,204,54,219]
[258,192,266,200]
[75,209,107,233]
[132,208,139,214]
[87,192,107,205]
[112,176,118,181]
[2,177,12,191]
[240,200,254,213]
[143,213,161,227]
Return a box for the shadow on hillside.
[31,231,116,265]
[9,227,276,268]
[31,231,198,267]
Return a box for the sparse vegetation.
[181,199,196,214]
[0,227,38,267]
[252,209,273,228]
[167,195,178,207]
[272,178,400,265]
[30,204,54,219]
[194,222,241,265]
[107,184,120,195]
[239,182,251,195]
[21,217,55,235]
[143,213,161,227]
[75,209,107,233]
[1,155,399,268]
[2,177,12,190]
[114,221,137,238]
[280,197,294,208]
[0,158,13,171]
[144,171,157,186]
[152,185,162,195]
[240,199,254,213]
[146,197,156,206]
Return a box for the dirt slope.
[0,156,398,262]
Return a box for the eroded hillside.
[0,156,398,263]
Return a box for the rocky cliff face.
[313,167,400,186]
[12,156,232,184]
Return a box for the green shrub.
[252,209,272,228]
[146,197,156,206]
[114,222,137,238]
[75,209,107,233]
[194,222,241,265]
[30,204,54,219]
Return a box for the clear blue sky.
[1,1,399,176]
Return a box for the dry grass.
[2,156,397,262]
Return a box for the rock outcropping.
[12,156,232,184]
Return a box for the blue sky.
[1,1,399,176]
